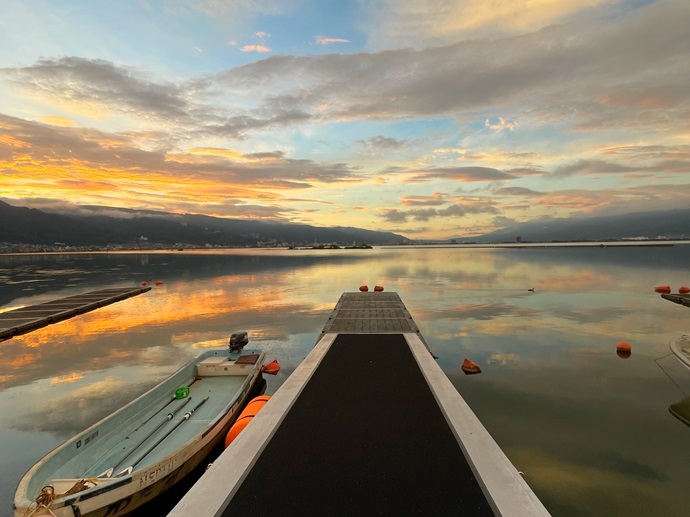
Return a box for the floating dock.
[0,286,151,341]
[170,292,550,516]
[661,293,690,308]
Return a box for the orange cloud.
[0,134,31,148]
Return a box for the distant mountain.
[455,209,690,243]
[0,201,407,247]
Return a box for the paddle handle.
[130,396,209,469]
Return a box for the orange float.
[616,341,631,358]
[140,281,147,286]
[359,285,369,292]
[679,286,690,294]
[155,280,164,286]
[654,286,671,293]
[374,285,384,292]
[225,395,271,448]
[261,359,281,375]
[461,358,481,375]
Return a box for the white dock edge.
[170,330,550,517]
[406,333,551,516]
[168,333,337,517]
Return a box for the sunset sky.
[1,0,689,239]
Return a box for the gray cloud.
[199,0,690,133]
[380,202,499,223]
[2,2,689,145]
[409,166,516,182]
[357,135,407,151]
[495,187,546,196]
[553,158,690,177]
[401,193,449,206]
[2,57,190,121]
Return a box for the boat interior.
[22,349,263,502]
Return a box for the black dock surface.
[170,292,551,517]
[0,286,151,341]
[225,333,492,515]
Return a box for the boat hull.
[14,349,265,517]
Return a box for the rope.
[24,479,97,517]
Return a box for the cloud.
[495,187,545,197]
[492,215,518,227]
[408,166,516,182]
[358,0,638,49]
[553,159,640,176]
[4,1,690,146]
[2,57,190,122]
[0,113,364,216]
[314,35,350,45]
[201,0,690,136]
[380,201,499,222]
[236,44,272,53]
[485,116,518,132]
[229,31,272,53]
[401,193,448,206]
[357,135,407,153]
[552,157,690,177]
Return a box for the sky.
[0,0,689,239]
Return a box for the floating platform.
[661,293,690,308]
[0,287,151,341]
[170,292,550,516]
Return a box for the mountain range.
[0,201,407,247]
[1,200,688,248]
[453,209,690,243]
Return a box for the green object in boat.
[175,386,190,399]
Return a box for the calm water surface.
[1,246,690,516]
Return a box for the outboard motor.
[229,331,249,353]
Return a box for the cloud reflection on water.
[1,246,690,517]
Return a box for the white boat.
[670,333,690,370]
[669,334,690,426]
[14,340,266,517]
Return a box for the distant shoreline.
[1,239,689,256]
[382,240,690,249]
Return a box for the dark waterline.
[1,246,690,516]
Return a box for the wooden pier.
[170,292,551,516]
[0,286,151,341]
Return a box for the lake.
[1,245,690,516]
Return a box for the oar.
[81,381,198,478]
[133,378,198,432]
[111,397,193,473]
[126,396,209,471]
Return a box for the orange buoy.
[225,395,271,448]
[359,285,369,292]
[616,341,631,358]
[155,280,164,286]
[679,286,690,294]
[140,281,147,286]
[374,285,384,292]
[616,341,631,352]
[261,359,281,375]
[461,358,481,375]
[654,286,671,293]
